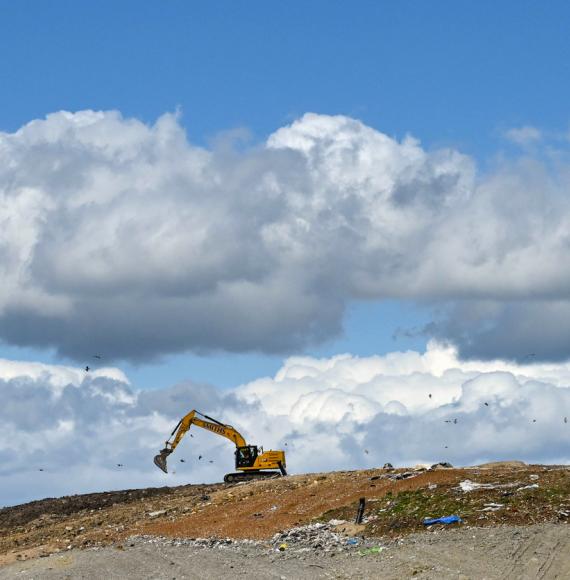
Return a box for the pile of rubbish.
[128,534,259,551]
[271,523,369,553]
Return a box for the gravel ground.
[1,522,569,579]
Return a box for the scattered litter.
[529,474,539,480]
[480,503,504,512]
[147,510,167,518]
[459,480,497,492]
[346,538,359,546]
[428,483,438,490]
[386,471,418,481]
[272,523,359,553]
[423,515,462,525]
[357,546,383,556]
[517,484,539,491]
[459,479,524,493]
[328,519,347,526]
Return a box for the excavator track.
[224,471,283,483]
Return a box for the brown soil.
[1,464,568,567]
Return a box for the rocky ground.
[0,462,569,578]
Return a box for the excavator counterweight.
[153,410,287,483]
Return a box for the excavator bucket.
[153,449,170,473]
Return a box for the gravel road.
[1,522,568,579]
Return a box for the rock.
[147,510,167,518]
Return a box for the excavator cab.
[235,445,258,468]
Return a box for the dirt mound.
[1,464,568,567]
[477,460,527,468]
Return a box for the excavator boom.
[153,409,286,482]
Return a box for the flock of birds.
[34,352,568,472]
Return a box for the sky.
[1,1,570,505]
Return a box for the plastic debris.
[357,546,384,556]
[459,480,498,492]
[517,484,539,491]
[480,503,504,512]
[346,538,359,546]
[278,543,288,551]
[147,510,167,518]
[423,515,462,525]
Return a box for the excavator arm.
[153,410,246,473]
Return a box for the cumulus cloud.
[1,343,569,506]
[2,110,570,361]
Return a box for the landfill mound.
[1,463,568,566]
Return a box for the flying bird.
[209,460,214,464]
[117,464,123,467]
[453,419,458,424]
[484,402,489,407]
[85,366,90,372]
[38,468,44,472]
[93,355,102,360]
[364,449,369,454]
[198,455,202,460]
[429,394,432,399]
[565,417,568,424]
[180,459,186,463]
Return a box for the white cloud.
[504,125,542,145]
[4,109,570,362]
[1,343,569,506]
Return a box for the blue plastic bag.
[423,515,462,525]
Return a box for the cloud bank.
[2,111,570,361]
[1,343,569,506]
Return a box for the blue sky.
[2,1,570,389]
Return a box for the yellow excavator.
[153,409,287,483]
